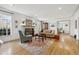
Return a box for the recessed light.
[58,7,62,10]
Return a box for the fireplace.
[25,28,34,36]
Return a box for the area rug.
[18,39,53,55]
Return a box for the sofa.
[40,29,55,38]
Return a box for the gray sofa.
[19,30,32,43]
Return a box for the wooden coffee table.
[38,34,46,42]
[34,33,46,42]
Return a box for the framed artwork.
[15,20,18,23]
[15,20,18,28]
[26,19,32,27]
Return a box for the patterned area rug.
[18,39,53,55]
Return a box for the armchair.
[19,30,32,43]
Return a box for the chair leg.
[45,37,46,40]
[30,40,32,42]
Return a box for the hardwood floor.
[0,34,79,55]
[0,41,31,55]
[43,34,79,55]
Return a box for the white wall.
[73,7,79,40]
[11,13,27,40]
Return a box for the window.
[0,14,12,36]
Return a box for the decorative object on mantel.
[20,21,26,27]
[33,23,37,27]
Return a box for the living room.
[0,4,79,55]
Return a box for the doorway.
[57,20,70,34]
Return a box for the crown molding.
[72,5,79,16]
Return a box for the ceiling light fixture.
[58,7,62,10]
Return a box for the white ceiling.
[0,4,78,21]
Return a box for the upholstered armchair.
[19,30,32,43]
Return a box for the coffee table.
[35,33,46,42]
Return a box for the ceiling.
[0,4,78,21]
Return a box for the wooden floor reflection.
[0,34,79,55]
[43,34,79,55]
